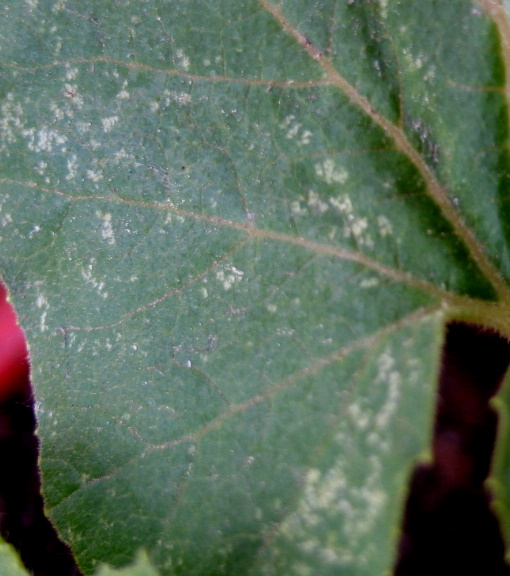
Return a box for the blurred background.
[0,282,30,403]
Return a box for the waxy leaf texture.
[2,1,510,574]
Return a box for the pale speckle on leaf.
[279,114,312,145]
[101,116,119,133]
[96,211,115,245]
[360,277,380,289]
[52,0,68,11]
[117,81,130,99]
[36,292,49,332]
[0,213,13,227]
[23,126,67,153]
[377,215,393,237]
[379,0,389,18]
[162,90,192,106]
[315,159,349,185]
[215,265,244,290]
[66,154,78,181]
[0,94,24,147]
[87,169,103,183]
[82,258,109,298]
[307,190,329,213]
[175,48,191,71]
[76,121,91,134]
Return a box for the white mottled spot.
[347,402,370,430]
[279,452,387,570]
[96,211,115,245]
[117,80,130,99]
[81,257,109,298]
[279,115,312,145]
[101,116,118,132]
[290,199,308,217]
[35,161,47,175]
[329,194,352,214]
[0,213,13,227]
[423,65,436,82]
[66,154,78,180]
[64,65,78,80]
[200,287,208,299]
[112,148,128,161]
[53,0,68,11]
[307,190,329,213]
[348,215,368,239]
[64,83,79,100]
[36,293,49,332]
[23,126,67,153]
[379,0,388,18]
[215,265,244,290]
[300,130,312,145]
[276,327,295,337]
[50,101,64,120]
[377,215,393,237]
[86,169,103,182]
[266,303,277,313]
[374,350,401,430]
[402,48,429,73]
[162,89,192,106]
[36,294,48,309]
[287,120,300,140]
[76,121,91,133]
[175,48,190,71]
[28,225,41,238]
[65,94,85,115]
[360,277,380,289]
[0,93,25,147]
[335,202,373,247]
[315,159,348,185]
[26,0,38,8]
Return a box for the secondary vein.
[0,177,461,305]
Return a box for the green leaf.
[95,551,161,576]
[2,0,510,574]
[0,539,30,576]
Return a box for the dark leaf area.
[0,392,81,576]
[396,323,510,575]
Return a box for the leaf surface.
[0,539,30,576]
[95,551,160,576]
[2,1,510,575]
